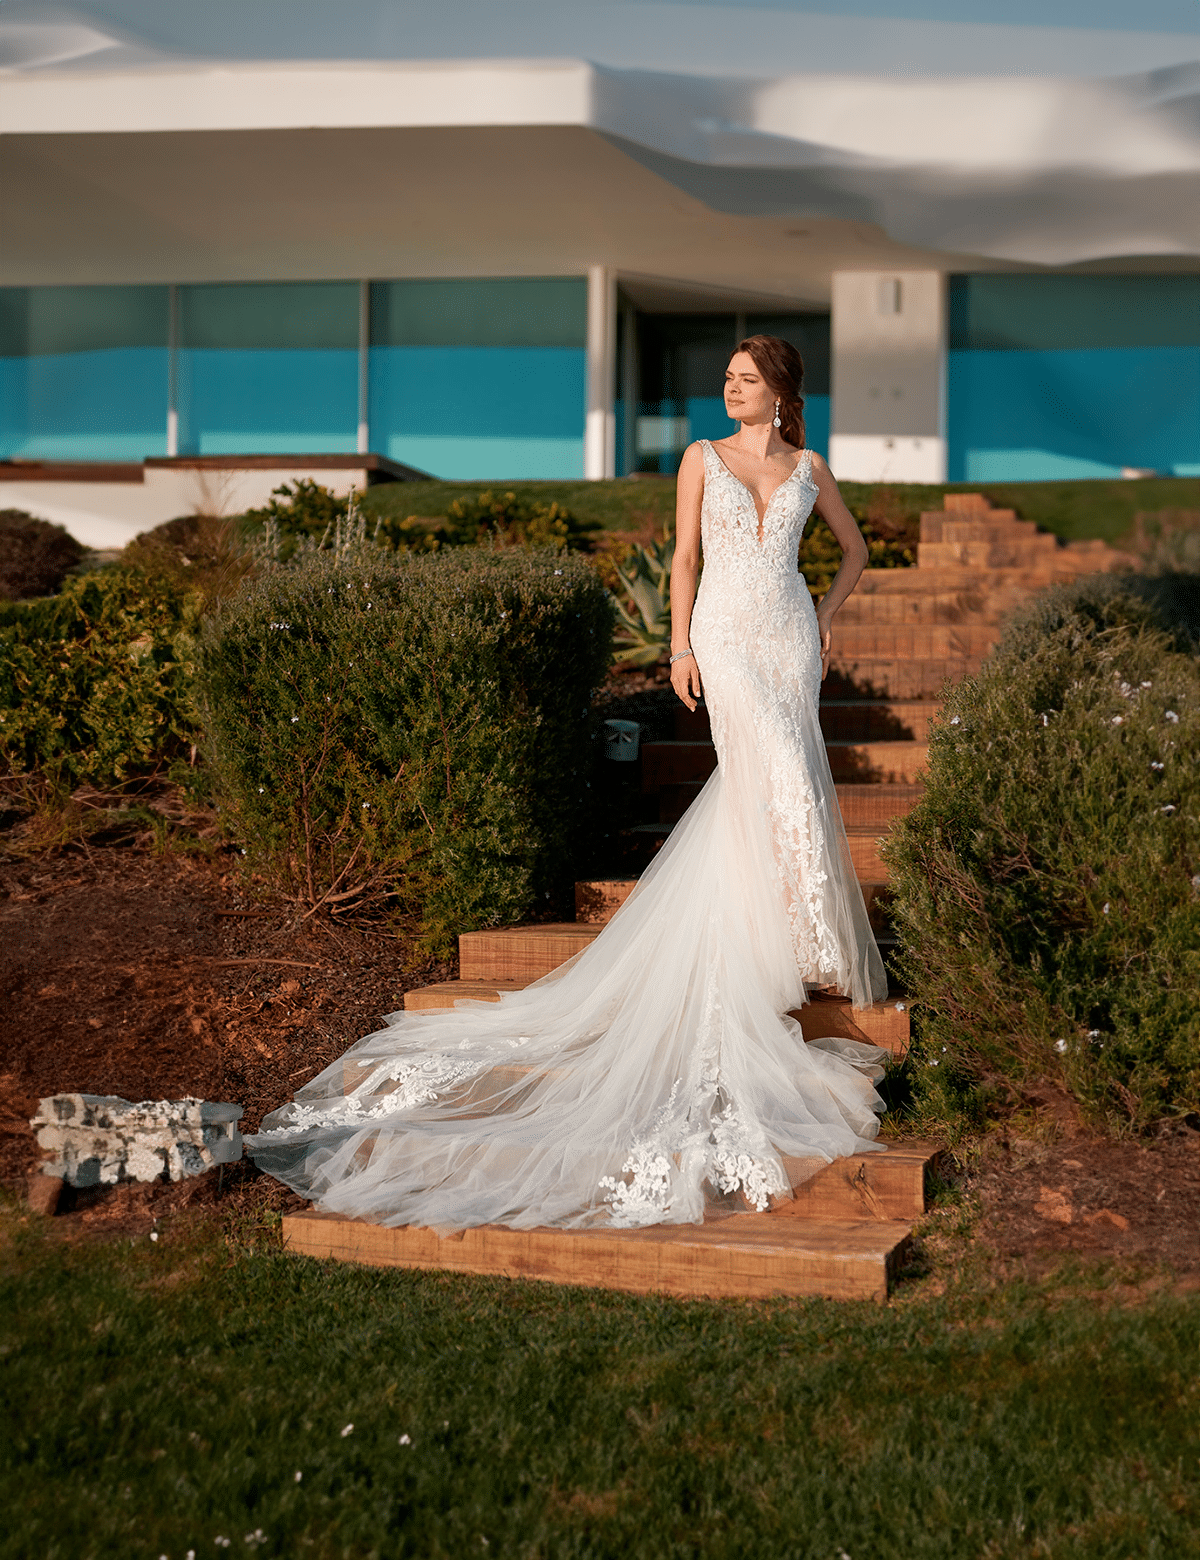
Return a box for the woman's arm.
[669,442,705,710]
[809,451,870,680]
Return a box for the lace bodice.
[695,440,817,614]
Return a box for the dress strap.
[800,448,814,484]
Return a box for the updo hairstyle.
[733,334,806,449]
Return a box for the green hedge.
[0,570,199,788]
[198,545,613,951]
[884,577,1200,1133]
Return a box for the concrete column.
[166,283,179,458]
[584,265,617,480]
[356,280,370,456]
[828,271,947,483]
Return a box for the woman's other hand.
[815,610,833,680]
[670,651,702,710]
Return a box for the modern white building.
[2,0,1199,543]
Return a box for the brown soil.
[0,831,450,1234]
[4,828,1199,1282]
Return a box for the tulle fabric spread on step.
[248,443,889,1230]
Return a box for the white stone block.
[30,1095,243,1186]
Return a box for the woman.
[248,335,888,1230]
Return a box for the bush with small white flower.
[884,573,1199,1133]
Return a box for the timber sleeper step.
[282,1209,915,1302]
[405,979,911,1054]
[459,923,601,983]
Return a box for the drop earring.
[773,399,781,428]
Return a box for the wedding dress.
[248,442,890,1229]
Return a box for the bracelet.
[669,648,695,665]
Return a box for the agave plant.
[609,528,675,666]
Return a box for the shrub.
[120,513,256,607]
[884,577,1200,1134]
[0,571,200,788]
[374,488,600,554]
[198,543,614,950]
[0,509,85,600]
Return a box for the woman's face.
[724,352,774,426]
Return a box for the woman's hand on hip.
[670,651,702,710]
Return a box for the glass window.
[177,282,359,456]
[368,278,587,478]
[948,275,1200,479]
[0,285,168,461]
[620,310,830,473]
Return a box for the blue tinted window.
[177,283,359,455]
[0,286,168,460]
[948,274,1200,479]
[368,279,586,478]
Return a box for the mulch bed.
[4,826,1199,1282]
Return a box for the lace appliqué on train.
[254,1053,488,1137]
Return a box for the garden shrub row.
[0,570,199,789]
[885,574,1200,1133]
[198,543,613,952]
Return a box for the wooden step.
[406,981,910,1055]
[459,923,601,982]
[404,978,527,1012]
[835,783,922,829]
[837,590,1018,626]
[939,518,1040,544]
[846,830,888,880]
[641,741,717,793]
[793,991,910,1055]
[780,1141,938,1221]
[283,1208,914,1302]
[820,701,940,741]
[861,882,894,935]
[918,539,1060,569]
[575,878,638,924]
[825,741,928,785]
[834,624,999,660]
[659,780,704,823]
[826,658,979,700]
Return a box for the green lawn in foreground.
[4,1207,1199,1560]
[361,475,1200,545]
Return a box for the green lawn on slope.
[362,475,1200,545]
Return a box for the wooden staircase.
[283,497,1122,1301]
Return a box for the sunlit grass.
[3,1201,1199,1559]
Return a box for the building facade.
[2,0,1199,540]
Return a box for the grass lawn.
[361,476,1200,545]
[5,1202,1200,1560]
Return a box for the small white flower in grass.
[1103,903,1110,915]
[187,1552,196,1560]
[258,786,265,792]
[361,802,369,810]
[1054,1039,1068,1054]
[1160,804,1177,814]
[1111,716,1123,726]
[1166,711,1180,723]
[895,1001,906,1012]
[399,1434,412,1445]
[294,1470,303,1482]
[929,1059,939,1068]
[553,569,563,575]
[215,1541,231,1551]
[1151,762,1165,771]
[341,1423,354,1437]
[1088,1030,1101,1039]
[949,715,960,726]
[150,1231,158,1242]
[290,716,299,723]
[1141,681,1153,689]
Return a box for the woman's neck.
[730,420,793,460]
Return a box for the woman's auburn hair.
[732,334,806,449]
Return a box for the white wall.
[828,271,947,484]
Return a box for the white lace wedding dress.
[248,442,890,1229]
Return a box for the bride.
[249,334,890,1229]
